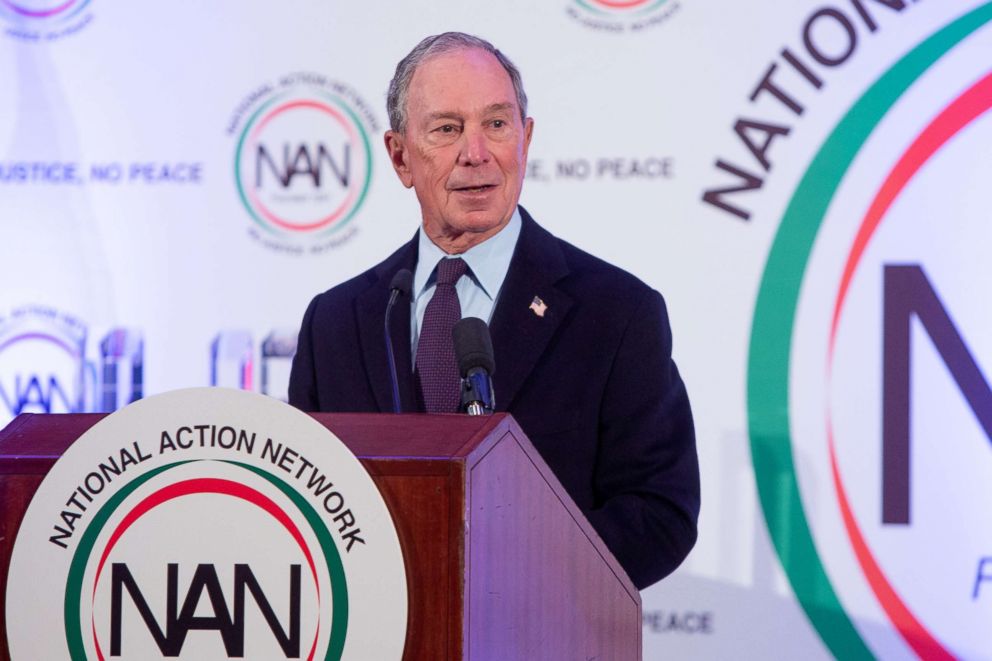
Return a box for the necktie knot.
[436,257,467,286]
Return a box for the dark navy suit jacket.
[289,207,699,589]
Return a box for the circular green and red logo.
[577,0,668,15]
[0,0,89,22]
[229,74,377,252]
[749,3,992,659]
[6,388,407,660]
[567,0,679,32]
[0,0,93,40]
[0,306,89,425]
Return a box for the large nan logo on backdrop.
[749,4,992,660]
[227,73,378,256]
[5,388,408,659]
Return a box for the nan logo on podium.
[5,388,407,660]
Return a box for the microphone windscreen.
[389,269,414,296]
[453,317,495,377]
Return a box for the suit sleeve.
[288,295,320,412]
[583,288,700,589]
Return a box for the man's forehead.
[416,46,502,75]
[407,47,517,109]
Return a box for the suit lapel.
[356,236,419,413]
[489,209,573,411]
[361,210,569,413]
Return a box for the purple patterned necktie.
[415,257,468,413]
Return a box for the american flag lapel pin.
[529,296,548,318]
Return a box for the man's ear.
[384,130,414,188]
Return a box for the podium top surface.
[0,411,514,473]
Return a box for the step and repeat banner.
[2,1,990,658]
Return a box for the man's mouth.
[451,184,496,193]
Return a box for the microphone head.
[453,317,495,377]
[389,269,414,296]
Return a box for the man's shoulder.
[307,238,416,310]
[311,266,377,306]
[522,210,656,302]
[560,238,649,290]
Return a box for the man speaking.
[289,32,699,590]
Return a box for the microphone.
[385,269,413,413]
[453,317,495,415]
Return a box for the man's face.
[385,48,534,252]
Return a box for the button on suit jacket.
[289,207,699,589]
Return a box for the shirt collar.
[414,207,522,299]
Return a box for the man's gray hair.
[386,32,528,133]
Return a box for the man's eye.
[491,119,505,129]
[437,124,458,134]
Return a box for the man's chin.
[435,210,497,233]
[424,206,514,249]
[460,215,510,238]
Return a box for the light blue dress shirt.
[411,207,522,364]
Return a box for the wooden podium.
[0,412,641,660]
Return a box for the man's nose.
[458,128,491,166]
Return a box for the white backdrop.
[3,1,991,657]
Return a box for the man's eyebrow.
[424,111,464,122]
[423,103,516,123]
[484,103,515,114]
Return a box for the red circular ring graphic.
[1,0,78,18]
[0,332,81,358]
[88,477,323,661]
[826,70,992,659]
[245,99,362,233]
[592,0,651,8]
